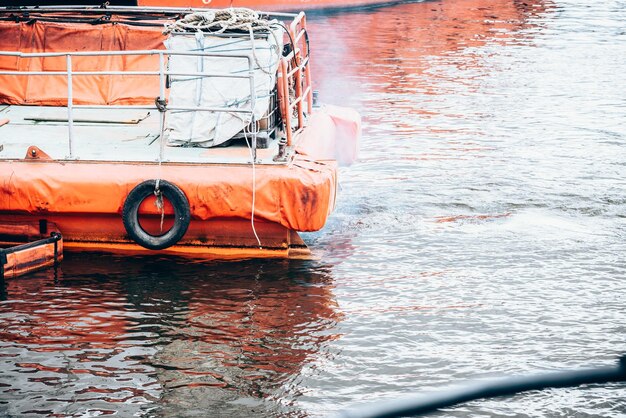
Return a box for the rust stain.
[24,146,52,160]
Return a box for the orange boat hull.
[0,214,308,259]
[0,157,339,258]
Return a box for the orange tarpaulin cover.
[0,157,337,232]
[0,20,166,105]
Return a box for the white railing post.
[158,52,165,101]
[66,54,74,159]
[247,54,257,161]
[158,52,166,163]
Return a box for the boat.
[137,0,406,12]
[0,5,360,258]
[0,0,403,13]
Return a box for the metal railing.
[0,5,299,19]
[0,11,313,162]
[0,49,258,160]
[276,11,312,148]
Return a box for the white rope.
[165,8,273,35]
[155,107,166,233]
[243,123,262,249]
[165,8,283,247]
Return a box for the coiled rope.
[165,8,281,76]
[164,8,275,35]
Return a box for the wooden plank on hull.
[0,231,63,279]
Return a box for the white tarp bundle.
[164,29,282,147]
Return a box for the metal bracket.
[25,145,52,160]
[155,97,168,113]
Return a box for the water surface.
[1,0,626,416]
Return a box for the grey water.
[1,0,625,416]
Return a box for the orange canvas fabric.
[0,156,337,232]
[0,20,166,105]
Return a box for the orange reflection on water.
[0,256,341,416]
[308,0,553,102]
[0,276,130,351]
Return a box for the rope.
[165,8,275,35]
[243,122,262,249]
[155,98,167,233]
[164,8,282,75]
[163,8,288,247]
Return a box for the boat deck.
[0,105,285,165]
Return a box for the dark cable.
[335,356,626,418]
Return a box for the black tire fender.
[122,180,191,250]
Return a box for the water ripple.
[2,0,626,416]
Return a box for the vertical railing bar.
[305,63,312,112]
[158,52,165,101]
[66,54,74,159]
[303,14,313,113]
[295,66,304,129]
[247,54,257,161]
[247,55,256,115]
[275,57,285,160]
[158,52,166,163]
[281,60,292,147]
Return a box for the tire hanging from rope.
[122,179,191,251]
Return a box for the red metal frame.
[277,12,312,146]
